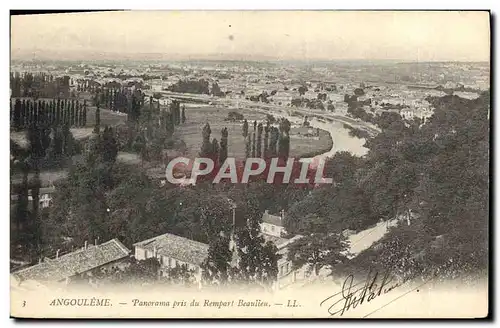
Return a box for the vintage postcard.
[9,10,490,319]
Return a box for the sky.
[11,11,490,62]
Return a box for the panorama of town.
[10,57,489,294]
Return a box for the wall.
[260,222,285,238]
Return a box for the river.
[250,107,369,162]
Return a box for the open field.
[175,105,333,159]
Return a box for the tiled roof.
[134,233,209,267]
[12,239,130,283]
[261,234,289,248]
[262,212,283,227]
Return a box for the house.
[11,239,131,288]
[39,186,56,208]
[10,186,56,209]
[260,210,286,237]
[259,210,305,289]
[133,233,209,282]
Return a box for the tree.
[354,88,365,96]
[100,126,119,164]
[200,123,212,157]
[211,82,223,97]
[269,126,279,158]
[212,138,220,166]
[13,99,21,129]
[263,121,270,159]
[14,159,30,241]
[201,235,233,285]
[74,101,81,127]
[181,105,186,123]
[20,99,27,128]
[94,104,101,133]
[298,85,308,96]
[219,127,228,164]
[163,264,196,286]
[287,233,350,276]
[61,124,76,157]
[256,123,263,158]
[82,100,87,127]
[251,132,256,158]
[70,99,76,126]
[29,171,43,254]
[245,135,251,159]
[115,258,161,284]
[278,119,291,160]
[235,219,280,285]
[242,119,249,138]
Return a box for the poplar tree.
[75,101,81,127]
[242,119,249,138]
[263,121,270,159]
[94,104,101,133]
[82,100,87,126]
[219,127,228,164]
[256,123,263,158]
[278,119,291,160]
[212,138,220,166]
[71,99,76,126]
[269,127,279,158]
[251,132,256,158]
[200,123,212,157]
[20,99,27,128]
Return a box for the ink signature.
[320,268,416,316]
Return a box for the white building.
[260,210,286,237]
[133,232,207,283]
[259,210,305,289]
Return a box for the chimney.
[264,209,269,215]
[95,238,98,246]
[153,245,157,258]
[280,209,285,222]
[56,249,60,259]
[84,240,88,250]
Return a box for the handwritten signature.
[320,268,415,316]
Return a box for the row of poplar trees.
[92,87,143,116]
[200,123,228,165]
[11,98,88,130]
[10,72,71,98]
[242,118,290,159]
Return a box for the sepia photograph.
[9,10,490,319]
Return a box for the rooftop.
[12,239,130,283]
[262,234,289,248]
[262,210,284,227]
[134,233,209,267]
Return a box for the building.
[11,239,131,289]
[131,209,304,290]
[260,210,286,237]
[259,210,305,289]
[10,186,56,209]
[133,233,209,282]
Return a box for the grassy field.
[174,106,333,159]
